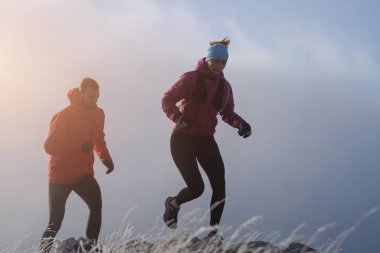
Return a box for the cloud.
[224,19,380,82]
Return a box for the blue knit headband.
[206,43,229,61]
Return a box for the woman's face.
[207,58,227,75]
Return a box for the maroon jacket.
[162,57,245,136]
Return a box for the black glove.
[102,159,114,174]
[174,114,193,129]
[238,121,251,138]
[81,143,94,153]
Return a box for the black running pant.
[39,174,102,253]
[170,130,226,227]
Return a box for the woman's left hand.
[238,121,251,138]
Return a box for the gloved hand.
[102,159,114,174]
[81,143,94,153]
[174,114,193,129]
[238,121,251,138]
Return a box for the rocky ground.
[55,236,320,253]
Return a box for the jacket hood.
[67,88,81,106]
[67,88,98,110]
[195,57,224,80]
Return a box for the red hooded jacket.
[162,58,244,136]
[44,88,112,184]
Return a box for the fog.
[0,1,379,252]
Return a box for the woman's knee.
[189,182,205,198]
[212,181,226,199]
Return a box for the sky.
[0,0,379,252]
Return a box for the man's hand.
[238,121,252,138]
[81,143,94,153]
[102,159,114,174]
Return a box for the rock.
[284,242,320,253]
[55,237,99,253]
[117,239,156,252]
[157,236,281,253]
[225,241,282,253]
[55,237,78,253]
[155,236,215,253]
[55,236,320,253]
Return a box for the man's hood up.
[66,88,99,110]
[67,88,81,106]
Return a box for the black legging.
[170,130,226,227]
[39,174,102,253]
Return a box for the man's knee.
[88,198,102,212]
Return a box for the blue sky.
[0,1,379,252]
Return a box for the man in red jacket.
[39,78,114,253]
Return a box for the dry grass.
[0,207,377,253]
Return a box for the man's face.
[80,88,99,109]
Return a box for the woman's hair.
[209,37,230,47]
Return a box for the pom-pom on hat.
[206,37,230,61]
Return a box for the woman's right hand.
[175,114,193,129]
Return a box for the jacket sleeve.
[93,111,112,162]
[44,110,76,157]
[162,73,193,122]
[220,83,245,128]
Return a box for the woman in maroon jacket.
[161,38,251,242]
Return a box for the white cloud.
[223,20,380,82]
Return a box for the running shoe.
[163,196,180,229]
